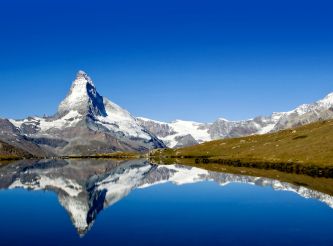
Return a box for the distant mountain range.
[138,92,333,147]
[1,70,333,157]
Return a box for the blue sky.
[0,0,333,122]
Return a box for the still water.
[0,159,332,246]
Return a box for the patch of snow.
[157,120,211,148]
[317,92,333,107]
[38,110,82,132]
[9,119,24,128]
[258,123,276,134]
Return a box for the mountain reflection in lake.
[0,159,333,246]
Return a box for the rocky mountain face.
[138,93,333,148]
[137,118,212,148]
[0,140,33,158]
[2,71,165,156]
[1,159,332,236]
[0,118,52,157]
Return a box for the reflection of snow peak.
[96,165,153,207]
[4,159,333,236]
[139,165,209,188]
[58,195,90,235]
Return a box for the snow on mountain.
[57,70,105,116]
[6,71,165,155]
[138,92,333,148]
[137,118,211,148]
[10,110,82,132]
[96,98,152,140]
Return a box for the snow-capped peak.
[283,92,333,116]
[57,70,106,117]
[217,117,230,122]
[317,92,333,107]
[75,70,94,86]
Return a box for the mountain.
[2,159,332,236]
[137,118,211,147]
[4,71,165,156]
[0,118,53,157]
[138,93,333,148]
[0,140,33,159]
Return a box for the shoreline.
[149,156,333,178]
[0,153,145,162]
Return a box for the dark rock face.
[137,118,177,138]
[174,134,199,148]
[0,140,33,158]
[26,137,69,148]
[0,119,53,157]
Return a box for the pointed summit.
[75,70,94,86]
[77,70,88,76]
[57,71,106,117]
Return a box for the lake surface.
[0,159,332,246]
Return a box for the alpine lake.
[0,158,332,246]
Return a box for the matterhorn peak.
[57,71,106,117]
[75,70,94,85]
[77,70,87,76]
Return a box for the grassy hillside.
[0,140,33,161]
[150,120,333,177]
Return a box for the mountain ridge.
[1,70,333,155]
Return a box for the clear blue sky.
[0,0,332,122]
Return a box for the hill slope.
[150,120,333,170]
[0,140,33,160]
